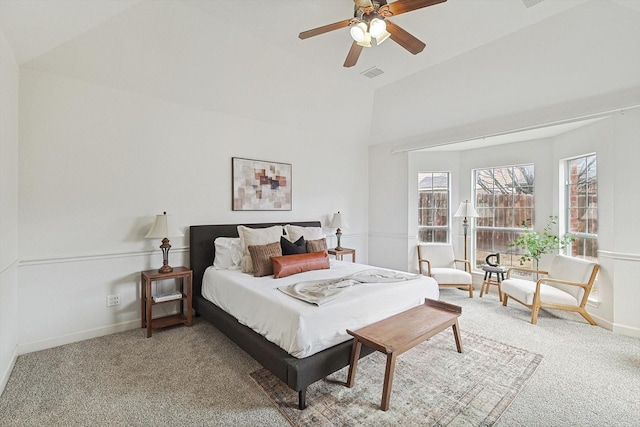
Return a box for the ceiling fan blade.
[386,20,426,55]
[299,19,353,40]
[385,0,447,16]
[344,42,364,68]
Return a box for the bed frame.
[189,221,374,410]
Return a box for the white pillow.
[213,237,242,270]
[285,224,324,242]
[237,225,284,273]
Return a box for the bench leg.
[381,353,397,411]
[452,320,463,353]
[346,338,362,388]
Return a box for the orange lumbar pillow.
[272,251,330,279]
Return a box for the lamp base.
[335,228,343,252]
[158,238,173,274]
[158,264,173,274]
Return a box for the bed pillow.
[238,225,284,273]
[272,251,330,279]
[306,237,328,253]
[213,237,242,270]
[285,224,324,242]
[248,242,282,277]
[281,236,307,255]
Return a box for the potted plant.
[508,215,574,271]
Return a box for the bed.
[189,221,439,409]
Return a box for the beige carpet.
[251,329,542,426]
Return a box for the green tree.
[508,216,574,269]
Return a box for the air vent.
[521,0,543,8]
[361,67,384,79]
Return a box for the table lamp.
[329,211,349,251]
[145,212,184,273]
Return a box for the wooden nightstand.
[141,266,193,338]
[327,248,356,263]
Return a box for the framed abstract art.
[232,157,292,211]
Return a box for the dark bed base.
[189,221,374,409]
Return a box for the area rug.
[250,330,542,426]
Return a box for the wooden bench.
[346,299,463,411]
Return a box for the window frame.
[563,153,598,257]
[417,171,451,244]
[562,153,598,297]
[473,163,536,270]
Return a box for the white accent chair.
[417,244,473,298]
[501,254,599,325]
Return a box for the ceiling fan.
[298,0,447,68]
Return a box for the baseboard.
[612,322,640,338]
[0,346,18,397]
[17,319,140,356]
[591,313,614,331]
[589,313,640,338]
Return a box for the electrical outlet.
[107,295,121,307]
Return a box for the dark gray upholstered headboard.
[189,221,322,297]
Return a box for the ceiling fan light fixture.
[299,0,446,67]
[369,18,386,38]
[356,31,372,47]
[350,22,368,43]
[375,30,391,45]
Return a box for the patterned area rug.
[250,330,542,426]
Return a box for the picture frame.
[232,157,292,211]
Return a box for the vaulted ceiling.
[2,0,639,148]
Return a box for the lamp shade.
[330,211,349,229]
[369,18,386,38]
[454,200,479,218]
[350,22,368,42]
[145,212,184,239]
[374,30,391,45]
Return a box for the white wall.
[368,144,409,271]
[0,29,20,392]
[609,109,640,335]
[371,108,640,337]
[15,68,371,354]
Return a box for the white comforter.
[202,260,439,358]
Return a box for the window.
[418,172,450,243]
[474,164,535,269]
[565,154,598,268]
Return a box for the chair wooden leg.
[468,285,473,298]
[579,308,598,325]
[531,305,540,324]
[502,295,508,306]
